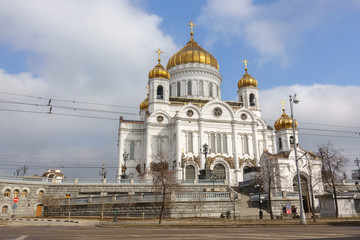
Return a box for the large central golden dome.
[166,37,219,70]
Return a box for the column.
[252,123,259,165]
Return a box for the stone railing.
[0,175,226,186]
[50,191,232,206]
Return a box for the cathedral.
[116,22,323,195]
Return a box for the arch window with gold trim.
[4,189,10,197]
[13,189,19,197]
[2,206,8,214]
[38,190,44,198]
[22,189,28,198]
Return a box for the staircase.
[231,186,270,218]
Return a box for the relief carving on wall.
[206,155,235,169]
[239,158,256,168]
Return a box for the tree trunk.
[268,189,274,220]
[332,182,339,218]
[159,186,166,224]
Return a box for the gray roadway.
[1,224,360,240]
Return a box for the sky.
[0,0,359,179]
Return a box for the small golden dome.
[139,97,149,110]
[238,70,258,89]
[148,62,170,79]
[274,109,298,131]
[166,37,219,70]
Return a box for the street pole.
[289,94,307,225]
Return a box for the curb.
[2,218,80,223]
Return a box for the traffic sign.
[13,197,19,203]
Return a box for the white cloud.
[198,0,349,65]
[0,0,178,177]
[261,84,360,172]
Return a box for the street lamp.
[181,152,186,180]
[255,184,263,219]
[199,143,213,179]
[289,94,307,224]
[121,151,129,179]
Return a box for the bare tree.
[318,141,348,218]
[259,159,285,220]
[303,152,323,222]
[192,192,206,218]
[151,161,180,224]
[14,165,28,176]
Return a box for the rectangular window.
[130,142,135,159]
[210,134,215,153]
[216,134,221,153]
[157,138,162,156]
[223,134,228,154]
[188,132,193,153]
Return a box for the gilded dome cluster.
[166,37,219,70]
[238,69,258,89]
[274,109,298,131]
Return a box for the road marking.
[14,235,28,240]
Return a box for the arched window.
[22,190,28,197]
[157,138,162,156]
[199,81,204,96]
[188,132,193,153]
[209,83,213,97]
[130,142,135,159]
[210,133,215,153]
[249,94,255,106]
[177,82,181,97]
[187,81,192,95]
[290,136,294,148]
[213,164,226,179]
[157,85,163,99]
[240,95,243,103]
[128,173,134,179]
[223,134,228,154]
[169,85,172,97]
[38,190,44,198]
[13,189,19,197]
[2,206,8,214]
[244,135,249,155]
[278,137,283,150]
[216,133,221,153]
[4,189,10,197]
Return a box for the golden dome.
[166,37,219,70]
[139,97,149,110]
[274,109,298,131]
[148,62,170,79]
[238,70,258,89]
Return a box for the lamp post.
[255,184,263,219]
[199,143,213,179]
[181,152,186,180]
[121,151,129,179]
[289,94,306,224]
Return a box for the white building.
[116,25,323,192]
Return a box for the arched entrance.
[213,164,226,180]
[293,175,310,213]
[186,165,195,180]
[36,204,43,217]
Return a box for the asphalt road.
[1,225,360,240]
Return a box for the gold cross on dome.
[281,100,285,111]
[242,59,248,71]
[188,20,196,37]
[156,49,163,63]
